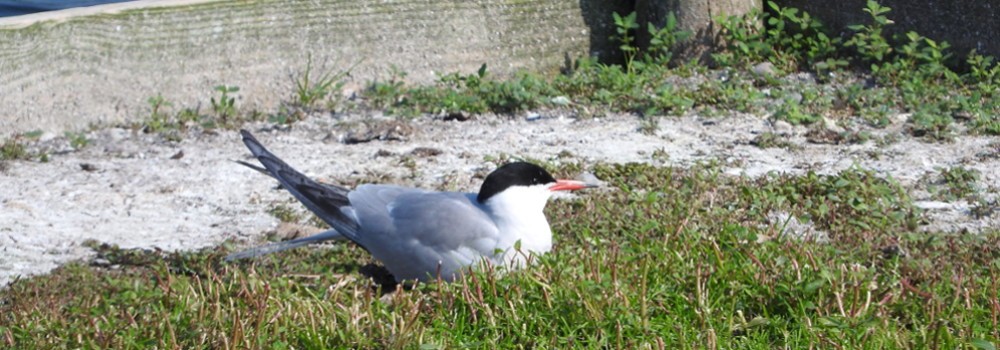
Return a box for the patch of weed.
[291,56,351,113]
[0,138,30,161]
[268,203,302,223]
[751,132,799,150]
[709,0,999,139]
[210,84,239,123]
[64,131,89,150]
[932,166,981,201]
[144,94,173,133]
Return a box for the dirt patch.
[1,112,997,286]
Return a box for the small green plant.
[909,107,954,141]
[967,50,1000,96]
[476,71,552,113]
[764,1,846,74]
[268,203,302,223]
[751,132,799,149]
[177,108,202,126]
[844,0,894,67]
[369,64,556,117]
[0,138,29,160]
[368,66,409,113]
[650,148,670,162]
[772,98,819,125]
[64,131,89,150]
[935,166,980,201]
[652,84,694,116]
[645,12,692,65]
[969,197,997,219]
[611,12,640,74]
[637,116,659,135]
[210,85,239,121]
[712,8,769,68]
[292,56,350,111]
[145,94,173,133]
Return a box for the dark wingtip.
[240,130,266,154]
[233,159,270,176]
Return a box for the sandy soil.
[1,111,998,286]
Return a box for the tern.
[227,130,594,282]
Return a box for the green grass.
[1,131,45,162]
[2,163,998,348]
[2,1,999,347]
[0,138,29,161]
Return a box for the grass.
[2,1,999,348]
[0,138,30,161]
[2,162,998,348]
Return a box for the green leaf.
[804,279,824,293]
[24,130,44,139]
[970,339,997,350]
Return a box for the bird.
[227,130,595,282]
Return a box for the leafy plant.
[772,98,819,125]
[645,12,692,65]
[712,8,769,68]
[844,0,894,67]
[611,12,640,74]
[368,66,409,113]
[210,85,240,121]
[269,203,303,223]
[764,1,847,74]
[637,116,659,135]
[64,131,89,150]
[935,166,980,201]
[0,138,29,160]
[145,94,173,133]
[909,107,954,141]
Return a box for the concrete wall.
[0,0,621,138]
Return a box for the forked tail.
[239,130,363,246]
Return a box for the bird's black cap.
[477,162,556,203]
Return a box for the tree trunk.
[635,0,762,64]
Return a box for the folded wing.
[349,185,501,281]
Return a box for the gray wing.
[349,185,501,280]
[239,130,362,244]
[388,192,500,251]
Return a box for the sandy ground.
[1,111,998,286]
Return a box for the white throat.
[481,184,554,261]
